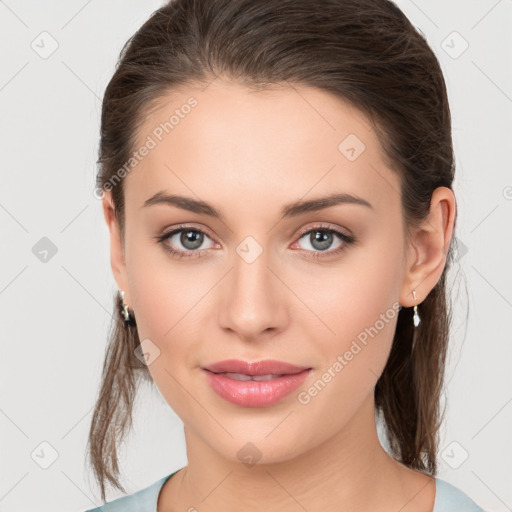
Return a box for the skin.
[102,79,456,512]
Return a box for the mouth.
[200,359,312,407]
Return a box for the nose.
[217,242,289,342]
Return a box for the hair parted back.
[88,0,458,501]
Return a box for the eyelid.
[161,223,216,240]
[295,222,352,239]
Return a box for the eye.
[156,225,217,259]
[292,224,356,259]
[156,223,356,260]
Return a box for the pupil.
[181,230,203,249]
[312,231,332,251]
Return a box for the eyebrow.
[142,190,373,220]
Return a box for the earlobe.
[101,191,130,300]
[399,186,456,307]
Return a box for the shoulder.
[434,478,486,512]
[82,473,175,512]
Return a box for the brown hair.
[88,0,458,501]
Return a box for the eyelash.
[155,223,356,260]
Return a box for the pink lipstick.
[202,359,312,407]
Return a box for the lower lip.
[202,369,311,407]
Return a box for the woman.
[84,0,486,510]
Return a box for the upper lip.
[202,359,311,376]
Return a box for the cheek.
[128,261,198,415]
[125,240,217,408]
[295,291,400,434]
[126,231,208,339]
[294,242,402,347]
[294,243,403,400]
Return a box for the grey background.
[1,1,511,510]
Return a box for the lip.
[201,359,312,408]
[202,359,311,376]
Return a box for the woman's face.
[106,79,417,465]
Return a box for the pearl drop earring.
[412,290,420,327]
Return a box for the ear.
[400,186,457,307]
[102,191,131,306]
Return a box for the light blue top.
[83,470,486,512]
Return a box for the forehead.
[126,80,399,213]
